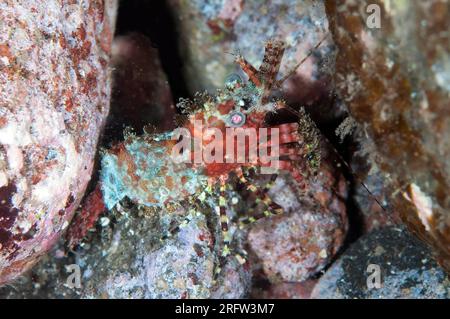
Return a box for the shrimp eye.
[225,73,242,89]
[238,98,252,110]
[228,111,246,127]
[306,153,315,161]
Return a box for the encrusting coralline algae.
[0,0,118,285]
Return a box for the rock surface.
[0,0,118,285]
[0,201,251,298]
[168,0,335,106]
[351,150,400,233]
[79,204,218,299]
[326,0,450,270]
[311,227,450,299]
[3,0,447,299]
[248,166,348,283]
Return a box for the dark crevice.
[114,0,189,102]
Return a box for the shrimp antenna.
[275,33,330,88]
[224,48,242,59]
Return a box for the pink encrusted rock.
[0,0,118,285]
[248,168,348,283]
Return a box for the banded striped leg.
[235,167,259,227]
[259,153,308,191]
[161,222,180,241]
[245,166,280,212]
[161,196,206,241]
[244,166,280,193]
[162,213,198,241]
[214,178,232,281]
[214,178,250,281]
[235,167,283,229]
[258,39,286,103]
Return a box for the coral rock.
[352,151,400,233]
[326,0,450,270]
[0,203,251,299]
[0,0,118,285]
[248,168,348,283]
[77,204,250,298]
[311,227,450,299]
[82,209,216,299]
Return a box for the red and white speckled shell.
[0,0,118,285]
